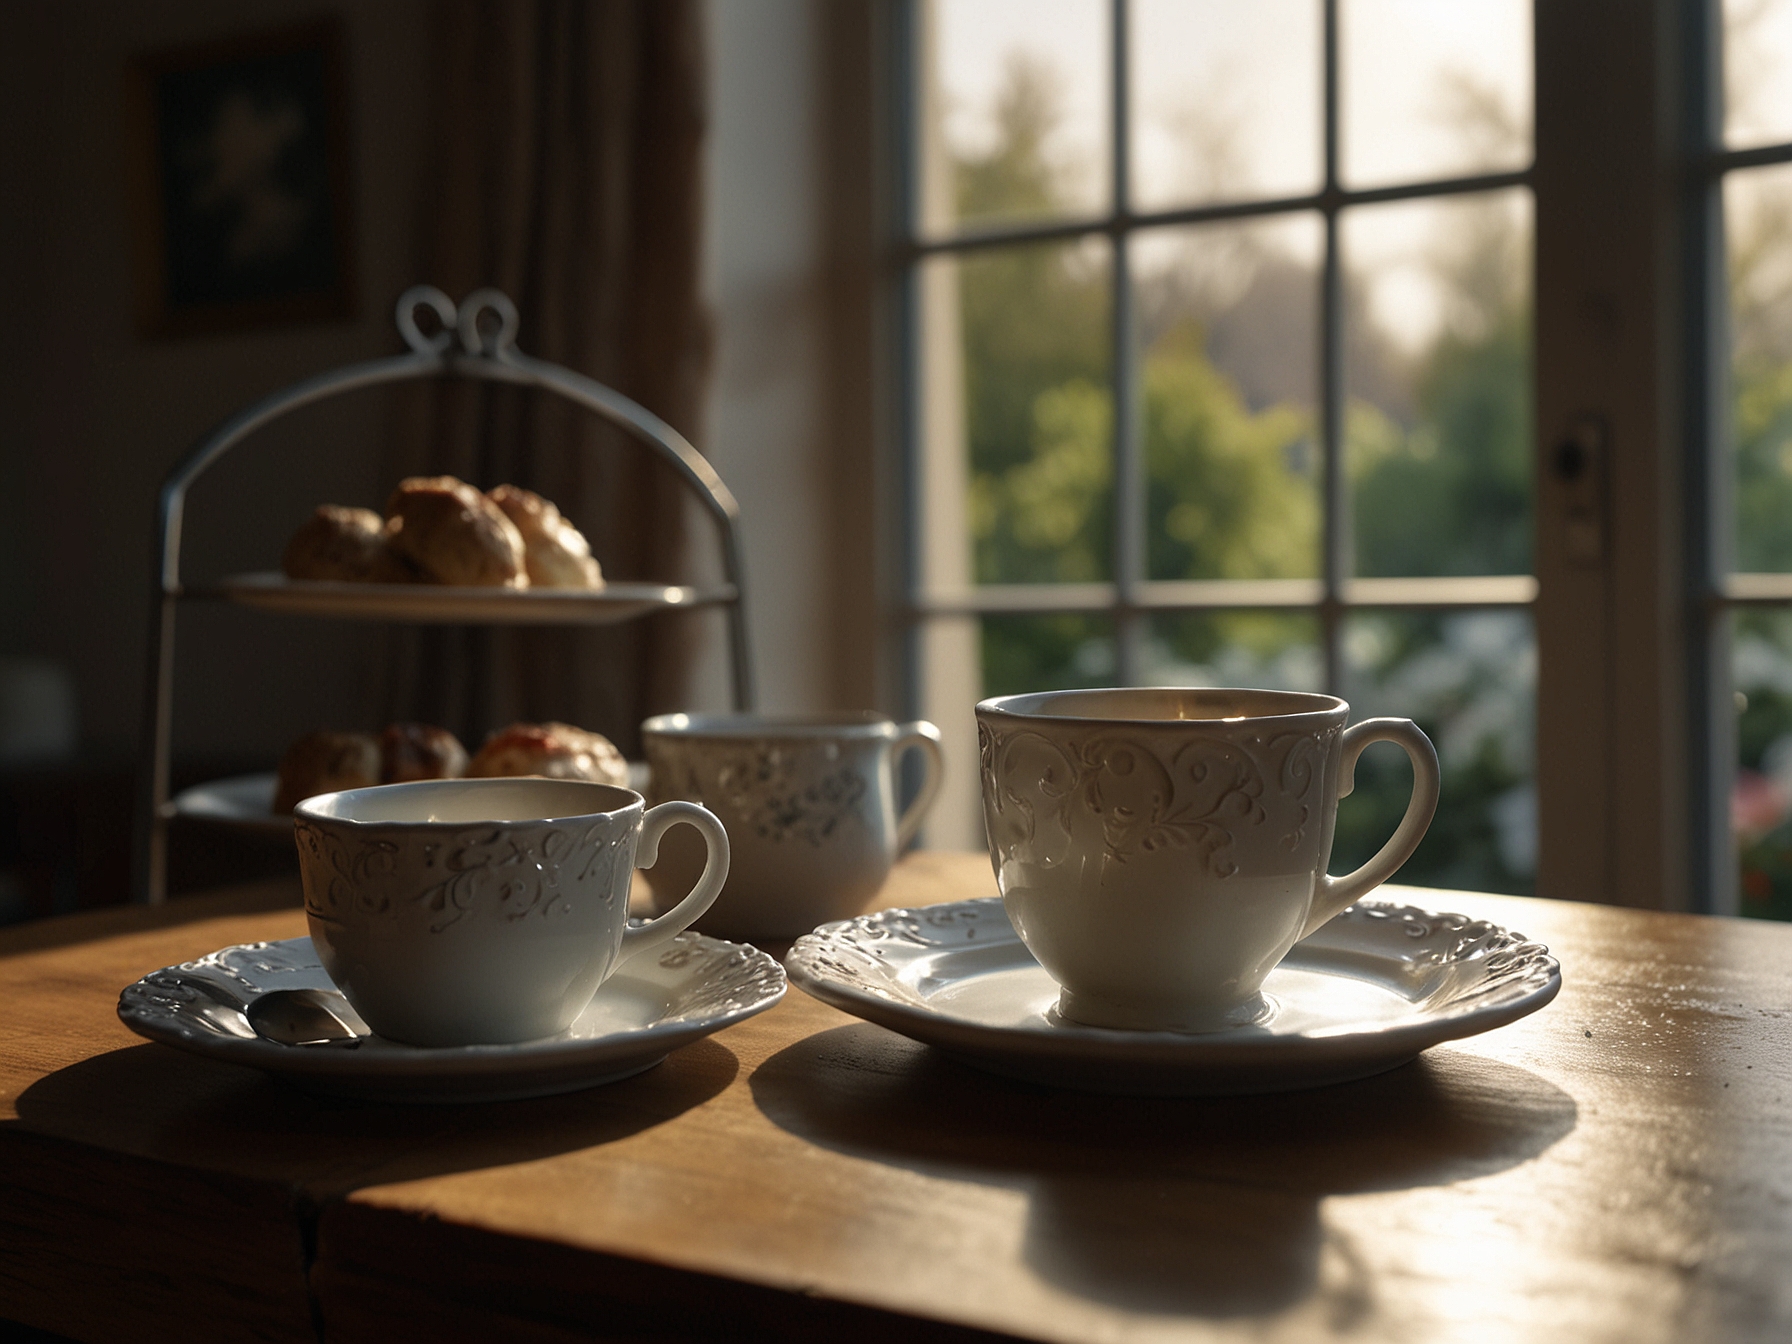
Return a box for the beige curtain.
[379,0,712,757]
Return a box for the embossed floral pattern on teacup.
[977,719,1341,877]
[657,741,869,848]
[641,713,945,941]
[295,816,622,934]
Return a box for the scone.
[368,523,422,583]
[274,730,380,813]
[379,723,469,783]
[282,506,389,582]
[487,484,604,590]
[385,476,528,588]
[465,722,629,785]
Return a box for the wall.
[0,0,885,790]
[0,0,433,768]
[698,0,888,719]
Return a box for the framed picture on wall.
[127,19,355,338]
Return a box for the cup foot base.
[1052,989,1276,1034]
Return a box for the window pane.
[1340,0,1531,189]
[1338,609,1536,895]
[1343,190,1533,577]
[981,613,1116,697]
[1728,165,1792,571]
[1142,611,1322,691]
[1129,0,1321,212]
[1725,0,1792,150]
[1135,217,1323,581]
[921,0,1109,236]
[1736,609,1792,919]
[922,241,1113,588]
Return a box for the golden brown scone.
[379,723,469,784]
[274,730,380,813]
[465,722,628,786]
[368,521,422,584]
[384,476,527,588]
[282,506,389,582]
[488,485,604,590]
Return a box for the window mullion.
[1320,0,1346,695]
[1686,0,1729,913]
[894,0,923,726]
[1111,0,1144,684]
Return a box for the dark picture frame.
[127,19,355,338]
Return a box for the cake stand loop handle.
[141,285,755,905]
[396,286,458,355]
[459,288,520,357]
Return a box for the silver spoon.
[244,989,367,1046]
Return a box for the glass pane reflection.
[1725,0,1792,150]
[1728,165,1792,572]
[1142,612,1322,692]
[1129,0,1321,211]
[923,0,1109,235]
[981,613,1116,698]
[924,241,1113,587]
[1340,0,1531,189]
[1343,190,1533,578]
[1339,609,1536,895]
[1134,218,1323,582]
[1735,610,1792,919]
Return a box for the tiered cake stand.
[137,286,753,903]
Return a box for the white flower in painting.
[184,90,311,265]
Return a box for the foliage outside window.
[913,1,1536,892]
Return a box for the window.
[888,0,1792,915]
[1721,0,1792,918]
[900,0,1540,891]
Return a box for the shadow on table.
[750,1025,1577,1323]
[11,1035,738,1194]
[0,879,301,960]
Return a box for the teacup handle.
[890,720,946,850]
[621,801,731,963]
[1302,718,1441,940]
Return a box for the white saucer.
[169,763,652,837]
[784,897,1561,1096]
[118,932,784,1104]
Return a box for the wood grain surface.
[2,854,1791,1343]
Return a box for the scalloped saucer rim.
[784,896,1561,1096]
[118,930,785,1103]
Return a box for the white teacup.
[293,777,728,1047]
[976,687,1440,1032]
[641,712,945,940]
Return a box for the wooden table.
[2,853,1790,1343]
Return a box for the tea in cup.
[294,777,729,1046]
[976,688,1439,1032]
[641,712,944,940]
